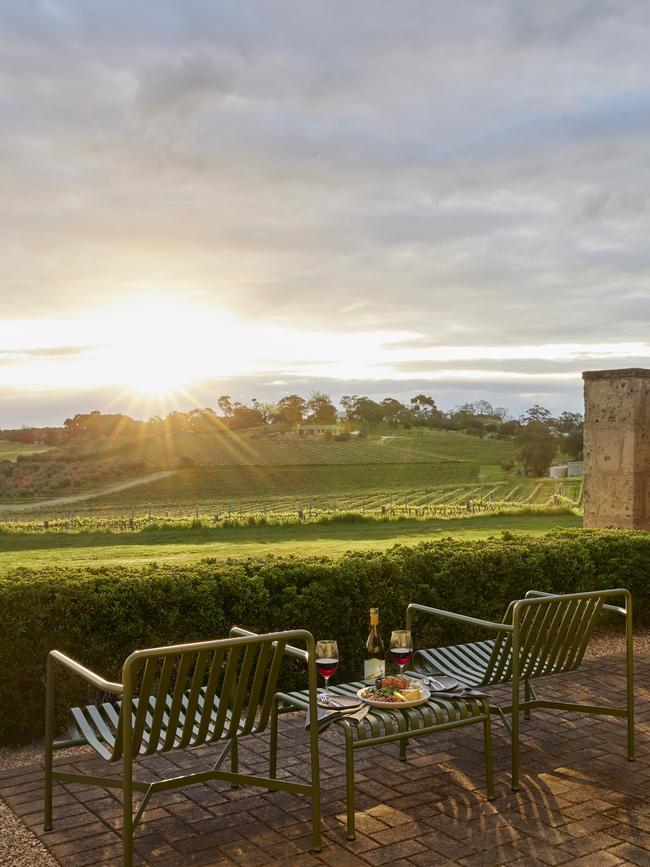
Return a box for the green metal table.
[272,678,494,839]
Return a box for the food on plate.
[394,686,422,701]
[375,675,411,690]
[361,675,422,704]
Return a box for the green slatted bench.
[273,679,494,840]
[45,629,322,867]
[407,589,634,790]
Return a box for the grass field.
[0,512,583,574]
[0,440,52,462]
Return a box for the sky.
[2,0,650,426]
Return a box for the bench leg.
[399,737,407,762]
[123,769,133,867]
[483,713,495,800]
[269,698,279,790]
[626,607,635,761]
[307,703,322,853]
[231,736,239,788]
[511,681,520,791]
[344,730,356,840]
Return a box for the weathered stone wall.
[583,368,650,529]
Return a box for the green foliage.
[516,421,557,476]
[0,502,579,537]
[0,528,645,746]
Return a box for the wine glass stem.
[399,664,404,675]
[324,676,330,693]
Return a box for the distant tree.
[217,395,233,417]
[354,397,384,424]
[164,411,191,434]
[340,395,359,421]
[520,405,552,425]
[474,400,495,416]
[449,403,485,435]
[306,392,337,424]
[380,398,407,426]
[556,411,583,434]
[229,402,265,430]
[63,411,139,441]
[188,407,220,434]
[499,419,521,438]
[410,394,443,427]
[516,421,557,476]
[339,394,385,424]
[276,394,306,425]
[556,411,584,460]
[252,399,278,424]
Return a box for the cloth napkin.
[419,675,488,700]
[305,696,370,732]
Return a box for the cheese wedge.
[395,687,421,702]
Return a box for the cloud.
[1,0,650,422]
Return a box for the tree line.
[0,393,583,474]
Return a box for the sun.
[98,297,223,399]
[122,359,189,398]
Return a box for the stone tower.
[582,368,650,529]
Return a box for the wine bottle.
[364,607,385,684]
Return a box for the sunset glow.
[3,295,650,412]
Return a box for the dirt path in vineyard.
[0,470,177,513]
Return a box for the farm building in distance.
[295,423,341,437]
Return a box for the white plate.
[357,685,431,709]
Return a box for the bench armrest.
[48,650,123,695]
[525,588,631,616]
[229,627,309,662]
[406,603,513,633]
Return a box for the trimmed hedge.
[1,528,649,746]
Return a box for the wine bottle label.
[364,658,385,683]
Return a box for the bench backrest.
[485,591,608,685]
[108,629,314,761]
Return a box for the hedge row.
[1,528,648,746]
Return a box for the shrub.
[0,529,647,745]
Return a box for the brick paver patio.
[2,651,649,866]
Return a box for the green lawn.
[0,512,582,573]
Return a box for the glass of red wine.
[315,640,339,694]
[390,630,413,675]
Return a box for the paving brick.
[362,838,426,864]
[609,842,650,866]
[563,855,624,867]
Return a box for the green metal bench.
[407,589,634,790]
[45,628,322,866]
